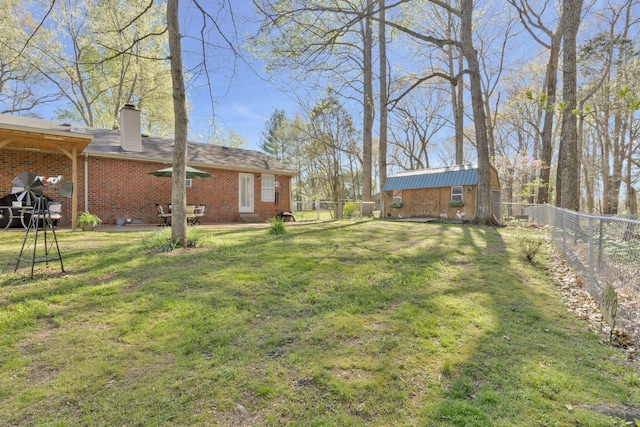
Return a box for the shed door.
[239,173,254,213]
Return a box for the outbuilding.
[382,163,501,220]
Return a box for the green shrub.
[142,227,209,252]
[343,202,359,218]
[519,236,544,262]
[267,217,287,235]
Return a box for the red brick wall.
[1,148,72,222]
[1,148,292,226]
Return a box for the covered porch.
[0,120,93,230]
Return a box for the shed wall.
[388,185,478,219]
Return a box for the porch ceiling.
[0,124,92,154]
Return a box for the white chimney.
[120,104,141,152]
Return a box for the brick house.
[0,107,298,228]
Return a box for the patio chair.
[48,201,62,221]
[156,204,171,226]
[191,205,205,225]
[186,204,198,225]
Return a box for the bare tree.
[508,0,563,204]
[252,0,379,214]
[304,95,361,213]
[388,82,449,170]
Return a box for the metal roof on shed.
[383,164,478,191]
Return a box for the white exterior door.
[239,173,254,213]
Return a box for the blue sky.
[186,60,299,151]
[181,2,301,151]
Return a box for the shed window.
[451,186,463,201]
[261,174,275,202]
[393,190,402,203]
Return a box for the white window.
[185,178,192,188]
[261,174,275,202]
[451,186,463,201]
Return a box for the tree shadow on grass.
[424,226,638,426]
[1,221,636,425]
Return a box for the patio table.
[0,205,32,230]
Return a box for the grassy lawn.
[1,220,638,426]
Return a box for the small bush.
[343,202,359,218]
[267,217,287,235]
[142,227,209,252]
[440,358,455,378]
[520,236,544,262]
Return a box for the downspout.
[84,153,89,212]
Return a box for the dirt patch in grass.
[329,367,374,382]
[17,320,59,384]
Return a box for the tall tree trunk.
[460,0,495,224]
[378,0,388,218]
[626,111,637,214]
[600,120,612,213]
[362,0,374,217]
[556,0,583,211]
[447,9,464,165]
[167,0,188,246]
[582,135,595,213]
[538,22,562,204]
[610,113,625,214]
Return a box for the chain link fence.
[291,200,381,222]
[514,203,640,346]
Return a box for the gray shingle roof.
[1,114,298,176]
[383,164,478,191]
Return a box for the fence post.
[598,219,604,268]
[562,209,567,254]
